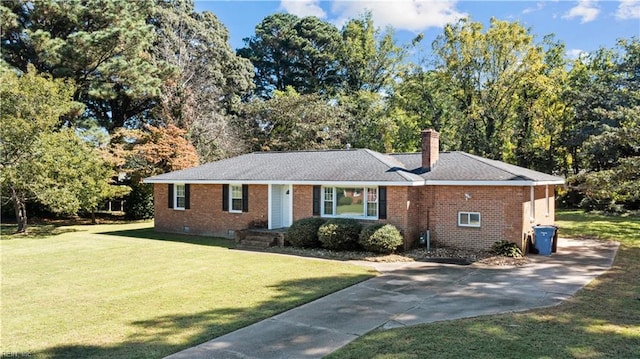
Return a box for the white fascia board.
[143,178,425,186]
[424,179,565,186]
[144,178,564,187]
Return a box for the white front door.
[269,184,292,229]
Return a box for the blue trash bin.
[533,225,556,256]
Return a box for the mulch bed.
[266,245,530,266]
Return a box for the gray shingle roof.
[145,149,564,186]
[392,152,564,183]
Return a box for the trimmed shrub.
[318,218,362,250]
[359,224,404,254]
[286,217,326,248]
[490,240,523,258]
[124,183,154,220]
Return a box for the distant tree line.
[1,0,638,231]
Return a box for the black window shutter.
[378,186,387,219]
[168,184,174,209]
[184,184,190,209]
[222,184,229,211]
[242,184,249,212]
[312,185,321,216]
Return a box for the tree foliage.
[339,12,407,95]
[237,87,350,151]
[150,0,254,161]
[110,124,199,219]
[111,124,199,181]
[558,38,640,211]
[429,18,563,162]
[0,66,127,232]
[1,0,170,132]
[238,13,342,98]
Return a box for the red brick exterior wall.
[154,184,268,238]
[292,185,313,221]
[421,186,523,251]
[153,183,556,251]
[419,185,556,251]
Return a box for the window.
[367,188,378,217]
[231,184,243,212]
[175,184,186,210]
[323,187,334,215]
[322,186,378,219]
[458,212,481,227]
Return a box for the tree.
[507,35,570,172]
[339,12,407,95]
[389,65,458,152]
[572,107,640,211]
[36,130,130,224]
[110,124,199,219]
[561,38,639,174]
[339,90,398,153]
[335,13,412,153]
[1,0,170,132]
[553,38,639,211]
[238,13,342,98]
[150,0,254,161]
[430,18,554,161]
[0,66,127,232]
[237,87,350,151]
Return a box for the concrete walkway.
[166,237,619,359]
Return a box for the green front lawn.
[328,210,640,358]
[0,222,375,358]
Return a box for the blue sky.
[194,0,639,61]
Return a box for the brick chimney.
[421,129,439,170]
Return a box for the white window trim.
[323,187,334,216]
[321,186,379,220]
[174,183,186,210]
[229,184,243,213]
[458,212,481,227]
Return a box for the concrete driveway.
[166,237,618,359]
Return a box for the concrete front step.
[235,229,287,249]
[238,239,274,249]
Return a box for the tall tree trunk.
[11,187,28,233]
[91,210,97,225]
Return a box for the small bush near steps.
[359,224,403,254]
[286,217,326,248]
[490,240,523,258]
[318,218,362,250]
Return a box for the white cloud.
[330,0,467,32]
[280,0,327,18]
[523,2,545,14]
[562,0,600,23]
[616,0,640,19]
[566,48,588,60]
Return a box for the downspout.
[530,185,535,223]
[545,185,549,217]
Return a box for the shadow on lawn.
[37,274,373,359]
[0,223,81,239]
[99,228,235,249]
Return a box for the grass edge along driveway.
[328,210,640,359]
[0,222,375,359]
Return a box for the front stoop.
[235,229,286,250]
